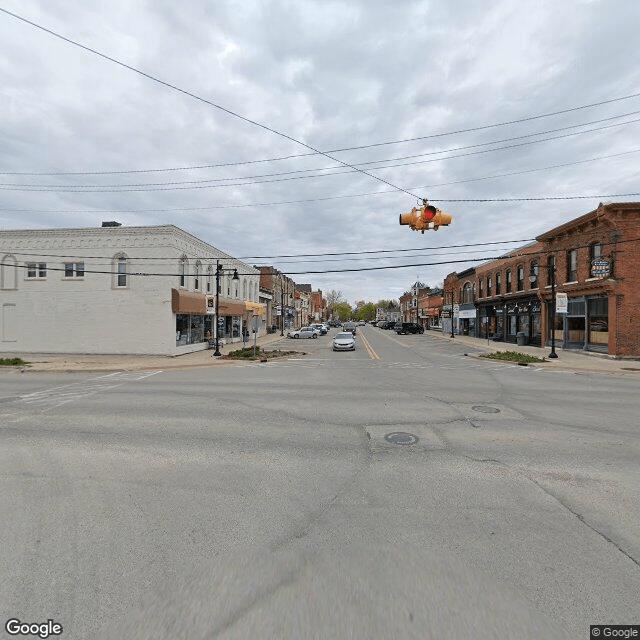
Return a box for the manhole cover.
[472,406,501,414]
[384,432,419,445]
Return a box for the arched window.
[113,253,128,288]
[179,256,188,288]
[1,254,18,290]
[206,265,213,293]
[243,280,247,300]
[517,265,524,291]
[506,269,512,293]
[487,276,492,297]
[463,283,473,303]
[529,260,538,289]
[194,261,201,290]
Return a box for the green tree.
[333,302,352,321]
[354,302,376,322]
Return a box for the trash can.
[516,332,526,346]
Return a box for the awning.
[217,298,246,316]
[172,289,206,314]
[244,301,266,316]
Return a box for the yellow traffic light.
[399,203,453,233]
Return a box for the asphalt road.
[1,326,639,639]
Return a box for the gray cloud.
[1,0,639,303]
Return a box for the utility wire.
[6,239,534,262]
[2,97,640,177]
[0,6,420,199]
[1,149,639,213]
[4,110,639,188]
[4,116,640,192]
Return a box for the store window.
[176,314,205,346]
[567,249,577,282]
[588,297,608,347]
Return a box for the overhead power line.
[0,6,419,200]
[3,110,639,188]
[1,96,639,177]
[1,149,639,214]
[3,117,640,193]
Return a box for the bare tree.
[325,290,346,308]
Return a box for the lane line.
[359,332,381,360]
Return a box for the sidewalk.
[428,330,640,376]
[1,333,290,373]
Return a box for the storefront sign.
[458,308,476,319]
[206,296,215,314]
[591,259,611,277]
[556,293,568,313]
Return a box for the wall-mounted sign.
[206,296,215,314]
[556,293,568,313]
[591,258,611,277]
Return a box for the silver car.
[332,332,356,351]
[288,326,319,339]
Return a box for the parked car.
[395,322,424,335]
[342,322,357,335]
[382,321,396,330]
[310,323,327,335]
[328,320,341,327]
[332,332,356,351]
[357,321,365,326]
[288,326,319,339]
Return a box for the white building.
[0,224,264,355]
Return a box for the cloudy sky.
[1,0,639,304]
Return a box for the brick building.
[442,202,640,357]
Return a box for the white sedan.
[332,332,356,351]
[288,327,319,339]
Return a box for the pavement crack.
[526,476,640,571]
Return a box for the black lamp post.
[213,261,239,357]
[546,257,558,359]
[450,290,455,338]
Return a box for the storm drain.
[384,432,419,445]
[471,406,501,414]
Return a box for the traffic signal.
[399,203,453,233]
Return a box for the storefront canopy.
[244,301,266,316]
[172,289,206,314]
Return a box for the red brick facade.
[442,203,640,357]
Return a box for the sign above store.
[591,258,611,278]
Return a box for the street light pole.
[548,257,558,359]
[213,261,239,357]
[450,290,455,338]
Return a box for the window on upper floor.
[114,255,127,287]
[506,270,512,293]
[547,255,556,285]
[462,283,473,303]
[529,260,538,289]
[495,273,501,295]
[26,262,47,279]
[194,261,201,290]
[487,276,492,296]
[206,265,213,293]
[64,262,84,278]
[179,257,188,288]
[517,265,524,291]
[567,249,577,282]
[478,279,484,298]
